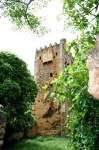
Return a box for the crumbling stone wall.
[28,39,73,137]
[0,105,6,150]
[86,33,99,99]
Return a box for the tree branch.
[27,0,34,6]
[77,2,99,17]
[1,0,35,21]
[2,0,35,6]
[74,6,84,18]
[89,12,99,18]
[88,3,99,15]
[24,0,34,19]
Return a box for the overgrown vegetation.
[4,136,73,150]
[0,51,38,140]
[49,0,99,149]
[51,31,99,149]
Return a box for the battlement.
[35,38,66,53]
[35,39,67,64]
[35,43,59,53]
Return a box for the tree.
[62,0,99,32]
[50,1,99,150]
[0,51,38,139]
[0,0,50,35]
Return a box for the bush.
[0,51,38,139]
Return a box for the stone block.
[0,108,6,150]
[0,128,5,135]
[0,122,6,128]
[0,140,3,146]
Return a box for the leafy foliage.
[0,0,50,35]
[49,1,99,149]
[62,0,99,33]
[0,51,38,138]
[50,29,99,149]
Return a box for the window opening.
[50,84,53,87]
[65,62,67,65]
[50,73,53,77]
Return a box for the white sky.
[0,0,77,75]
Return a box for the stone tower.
[28,39,73,137]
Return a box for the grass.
[4,136,74,150]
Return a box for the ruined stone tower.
[28,39,73,137]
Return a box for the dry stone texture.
[28,39,73,137]
[86,33,99,99]
[0,106,6,150]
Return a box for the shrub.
[0,51,38,139]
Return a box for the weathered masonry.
[0,106,6,150]
[28,39,73,137]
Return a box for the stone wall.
[28,39,73,137]
[0,105,6,150]
[86,33,99,99]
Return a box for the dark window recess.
[65,62,67,65]
[50,73,53,77]
[50,84,53,87]
[40,56,41,60]
[56,52,57,55]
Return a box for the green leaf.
[50,78,58,84]
[42,85,48,89]
[44,90,49,99]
